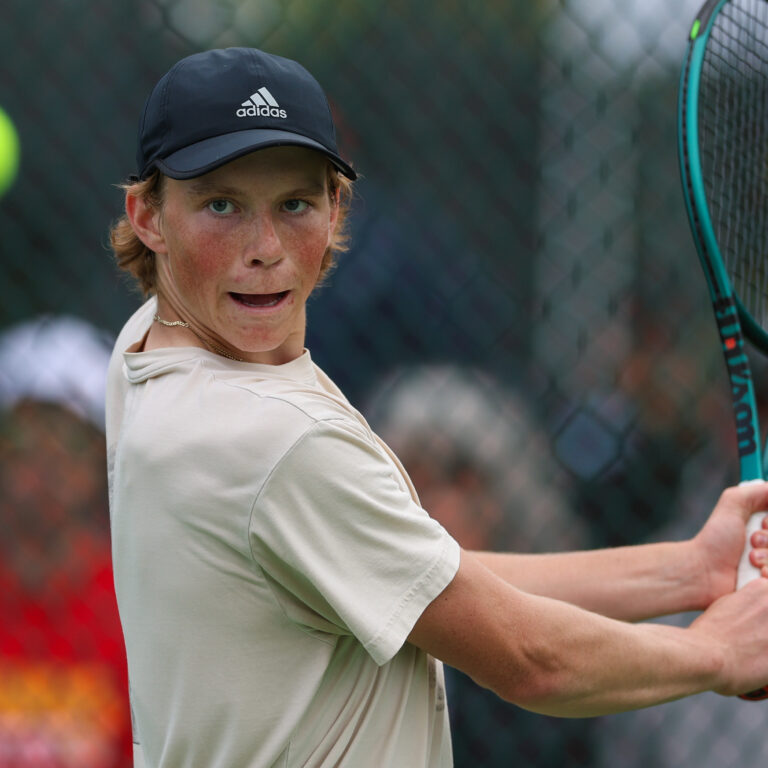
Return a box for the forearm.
[471,541,707,622]
[413,485,768,716]
[501,592,722,717]
[411,552,728,717]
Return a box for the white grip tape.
[737,479,768,589]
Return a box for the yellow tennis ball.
[0,107,20,198]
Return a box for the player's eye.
[283,199,309,214]
[208,199,236,215]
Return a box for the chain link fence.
[1,1,764,766]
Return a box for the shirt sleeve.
[248,418,460,666]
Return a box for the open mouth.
[230,291,289,309]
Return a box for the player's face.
[154,147,337,365]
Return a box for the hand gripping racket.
[679,0,768,700]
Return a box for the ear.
[125,190,168,255]
[328,187,340,238]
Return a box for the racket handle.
[736,509,768,590]
[736,491,768,701]
[739,687,768,701]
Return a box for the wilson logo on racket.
[714,298,757,458]
[236,87,287,119]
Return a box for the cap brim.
[154,128,357,180]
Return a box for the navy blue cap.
[136,47,356,181]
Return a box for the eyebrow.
[185,180,243,198]
[184,180,327,198]
[286,183,326,197]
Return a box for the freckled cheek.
[288,227,330,276]
[171,231,230,286]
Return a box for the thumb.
[721,481,768,524]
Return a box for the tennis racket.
[678,0,768,701]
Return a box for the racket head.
[678,0,766,483]
[685,0,768,345]
[680,0,768,701]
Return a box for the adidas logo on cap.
[236,87,287,119]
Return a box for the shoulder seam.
[246,419,346,563]
[212,369,343,426]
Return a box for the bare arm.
[408,548,768,717]
[408,484,768,717]
[472,543,703,622]
[472,484,768,621]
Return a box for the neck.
[152,293,247,362]
[151,293,307,366]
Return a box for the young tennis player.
[107,47,768,768]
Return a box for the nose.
[243,211,282,267]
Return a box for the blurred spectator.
[0,316,131,768]
[365,364,593,767]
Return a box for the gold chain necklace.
[153,314,246,362]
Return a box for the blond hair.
[109,165,354,296]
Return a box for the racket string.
[700,0,768,326]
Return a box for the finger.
[763,515,768,531]
[748,527,768,570]
[749,547,768,570]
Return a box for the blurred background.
[1,0,766,766]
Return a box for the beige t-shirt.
[106,299,461,768]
